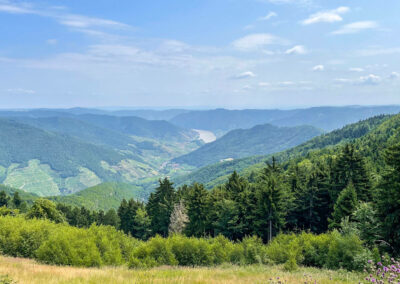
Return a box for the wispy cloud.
[332,21,378,35]
[258,12,277,21]
[312,65,324,71]
[0,0,131,34]
[6,88,36,94]
[233,71,256,79]
[349,67,364,72]
[389,72,400,80]
[302,6,349,25]
[232,33,286,51]
[285,45,307,55]
[335,74,382,85]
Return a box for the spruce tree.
[0,191,9,207]
[103,209,119,227]
[146,178,175,237]
[185,183,210,237]
[376,143,400,252]
[254,166,287,242]
[12,192,22,209]
[331,144,371,202]
[329,182,358,229]
[133,207,151,240]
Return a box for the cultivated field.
[0,256,363,284]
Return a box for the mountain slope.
[173,124,323,168]
[0,119,158,196]
[77,114,197,142]
[50,182,142,211]
[169,106,400,132]
[172,114,392,188]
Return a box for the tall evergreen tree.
[376,143,400,252]
[331,144,372,202]
[12,192,22,209]
[133,207,151,240]
[254,165,287,242]
[0,191,9,207]
[329,182,358,229]
[185,183,210,237]
[146,178,176,237]
[103,209,119,227]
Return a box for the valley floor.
[0,256,362,284]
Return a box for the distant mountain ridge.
[173,124,323,168]
[172,114,393,188]
[169,106,400,132]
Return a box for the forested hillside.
[173,114,392,188]
[173,124,322,167]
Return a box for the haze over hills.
[173,114,393,189]
[0,106,399,199]
[173,124,323,168]
[169,106,400,133]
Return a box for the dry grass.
[0,256,363,284]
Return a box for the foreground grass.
[0,256,363,284]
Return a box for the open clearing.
[0,256,362,284]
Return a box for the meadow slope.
[0,256,362,284]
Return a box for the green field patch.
[3,160,60,196]
[64,167,102,195]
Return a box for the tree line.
[1,141,399,256]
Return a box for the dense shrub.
[0,216,137,267]
[0,216,371,271]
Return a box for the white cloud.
[0,2,34,14]
[359,74,381,85]
[57,14,129,29]
[285,45,307,55]
[349,67,364,72]
[232,33,286,51]
[233,71,256,79]
[302,6,349,25]
[389,72,400,80]
[332,21,378,35]
[312,65,324,71]
[258,12,277,21]
[334,74,382,85]
[277,81,295,86]
[6,88,36,94]
[258,82,271,87]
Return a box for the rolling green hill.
[0,118,160,196]
[49,182,142,211]
[173,124,323,168]
[172,114,393,188]
[77,114,197,142]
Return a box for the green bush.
[0,215,370,271]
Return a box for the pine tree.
[12,192,22,209]
[376,143,400,252]
[329,182,358,229]
[103,209,119,227]
[133,207,151,240]
[168,200,189,235]
[254,166,287,242]
[212,199,241,239]
[331,144,371,202]
[0,191,9,207]
[185,183,210,237]
[146,178,176,237]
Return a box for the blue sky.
[0,0,399,109]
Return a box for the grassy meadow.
[0,256,363,284]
